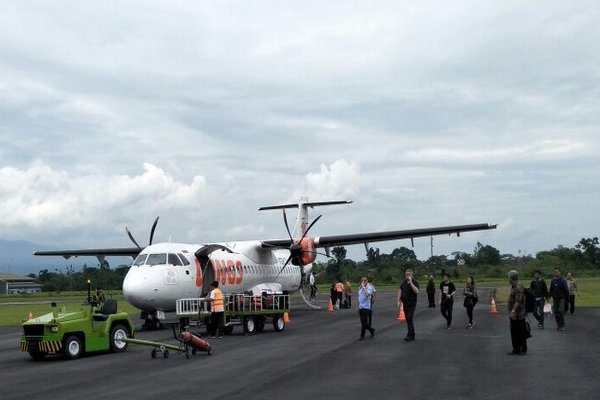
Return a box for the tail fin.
[259,196,352,238]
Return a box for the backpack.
[524,288,536,313]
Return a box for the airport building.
[0,273,43,294]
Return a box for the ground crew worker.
[205,281,225,338]
[94,288,106,308]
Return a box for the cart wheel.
[151,349,157,359]
[273,315,285,332]
[243,316,256,335]
[163,349,169,358]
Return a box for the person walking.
[463,276,478,329]
[357,276,375,340]
[308,271,317,299]
[530,270,549,329]
[344,280,352,308]
[549,267,569,331]
[507,270,528,355]
[335,280,344,309]
[439,273,456,329]
[565,272,580,315]
[397,269,419,341]
[330,282,337,310]
[426,275,436,308]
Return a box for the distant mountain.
[0,239,130,276]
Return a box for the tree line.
[318,237,600,285]
[24,237,599,292]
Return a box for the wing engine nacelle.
[292,237,317,266]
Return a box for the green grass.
[0,292,140,327]
[3,277,599,327]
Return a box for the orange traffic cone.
[283,312,290,323]
[328,299,334,312]
[28,311,33,320]
[397,303,406,322]
[488,297,499,314]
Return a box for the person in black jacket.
[397,269,419,341]
[426,276,436,308]
[530,270,549,329]
[439,273,456,329]
[549,267,569,331]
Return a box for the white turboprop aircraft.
[34,197,496,329]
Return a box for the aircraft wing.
[261,223,496,249]
[314,223,497,247]
[33,247,142,259]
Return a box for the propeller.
[275,209,326,279]
[126,217,160,250]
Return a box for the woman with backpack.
[463,276,478,329]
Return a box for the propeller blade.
[275,254,294,279]
[126,227,142,250]
[300,214,322,241]
[149,217,159,245]
[282,209,293,241]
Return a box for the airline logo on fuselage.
[209,259,244,287]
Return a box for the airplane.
[34,196,497,329]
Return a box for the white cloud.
[0,162,207,233]
[0,1,599,262]
[293,159,362,201]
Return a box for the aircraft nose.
[123,267,159,311]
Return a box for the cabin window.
[168,253,182,266]
[133,254,148,266]
[177,253,190,265]
[146,253,167,266]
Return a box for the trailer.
[176,292,290,335]
[123,325,211,359]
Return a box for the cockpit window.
[146,253,167,266]
[133,254,148,266]
[177,253,190,265]
[168,253,182,266]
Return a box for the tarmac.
[0,289,599,400]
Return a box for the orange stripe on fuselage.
[195,258,203,288]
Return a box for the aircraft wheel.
[273,315,285,332]
[110,324,129,352]
[163,349,169,358]
[151,349,157,359]
[243,316,256,335]
[64,335,83,360]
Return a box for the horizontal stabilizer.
[258,200,352,211]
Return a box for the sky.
[1,1,599,264]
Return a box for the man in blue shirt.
[357,276,375,340]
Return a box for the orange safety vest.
[211,288,224,312]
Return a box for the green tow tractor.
[20,281,135,361]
